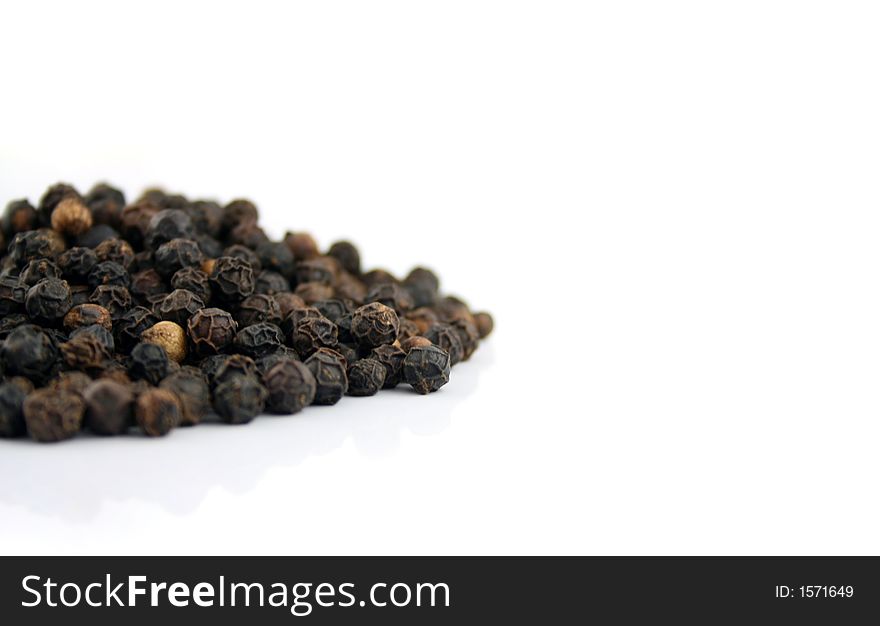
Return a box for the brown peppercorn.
[474,311,494,339]
[284,231,319,260]
[63,303,113,332]
[200,258,216,275]
[23,388,85,442]
[142,321,187,363]
[135,388,181,437]
[51,196,93,236]
[400,336,432,352]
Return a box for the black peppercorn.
[88,261,130,290]
[2,199,38,235]
[57,246,98,282]
[187,307,238,354]
[199,354,229,381]
[263,360,316,414]
[77,224,119,248]
[361,269,397,288]
[327,241,361,276]
[294,258,335,285]
[209,256,255,304]
[120,201,159,249]
[154,238,203,277]
[228,220,269,248]
[83,379,134,435]
[84,183,126,228]
[23,388,85,442]
[365,282,414,315]
[255,346,301,376]
[313,298,352,325]
[222,244,261,271]
[38,182,81,226]
[170,267,211,302]
[130,268,167,302]
[350,302,400,349]
[236,294,282,327]
[304,347,348,405]
[9,231,56,268]
[295,281,335,304]
[213,375,267,424]
[290,316,339,358]
[347,358,386,397]
[185,200,223,238]
[280,305,322,337]
[0,381,28,437]
[211,354,259,388]
[145,209,195,250]
[114,306,159,350]
[19,258,61,287]
[135,388,181,436]
[450,317,480,361]
[70,323,115,352]
[89,285,133,319]
[370,344,406,389]
[60,334,111,373]
[255,241,296,279]
[254,270,290,296]
[425,323,465,365]
[233,323,285,359]
[154,289,205,326]
[160,370,210,426]
[94,238,135,269]
[222,199,259,234]
[128,342,170,385]
[25,278,73,325]
[0,324,58,384]
[0,275,27,315]
[403,345,451,394]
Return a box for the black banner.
[0,557,876,623]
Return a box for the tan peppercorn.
[200,258,216,275]
[51,196,93,236]
[141,321,187,363]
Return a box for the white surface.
[1,1,880,555]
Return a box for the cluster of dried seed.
[0,183,494,442]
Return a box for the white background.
[1,1,879,555]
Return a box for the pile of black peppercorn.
[0,183,494,442]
